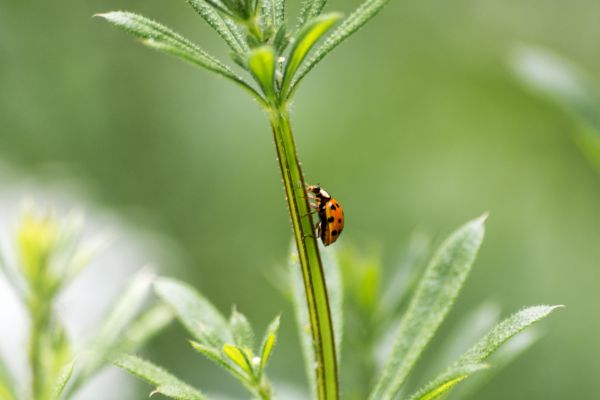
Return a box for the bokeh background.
[1,0,599,398]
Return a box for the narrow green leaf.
[259,315,281,375]
[281,13,342,99]
[190,340,247,381]
[96,12,265,105]
[298,0,328,27]
[223,344,253,374]
[230,307,255,350]
[114,355,207,400]
[370,215,487,400]
[291,0,393,94]
[425,302,500,375]
[456,305,562,367]
[410,305,561,400]
[52,360,75,400]
[186,0,248,54]
[154,277,232,348]
[408,364,489,400]
[290,242,343,399]
[248,46,276,99]
[450,329,539,399]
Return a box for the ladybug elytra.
[307,185,344,246]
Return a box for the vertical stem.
[28,295,48,400]
[269,106,339,399]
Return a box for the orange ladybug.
[307,185,344,246]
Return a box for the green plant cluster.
[0,207,173,400]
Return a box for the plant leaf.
[298,0,328,28]
[248,46,276,99]
[186,0,249,54]
[410,305,561,400]
[425,302,501,376]
[449,329,540,399]
[408,364,489,400]
[258,315,280,376]
[291,0,393,94]
[154,277,232,348]
[456,305,562,367]
[369,215,487,400]
[230,307,255,350]
[114,355,207,400]
[290,242,343,399]
[190,340,247,382]
[96,12,265,105]
[52,360,75,400]
[281,13,342,99]
[263,0,286,29]
[223,344,253,374]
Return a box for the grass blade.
[281,13,342,99]
[186,0,249,54]
[96,11,265,105]
[291,0,393,94]
[154,277,232,348]
[114,355,207,400]
[369,215,486,400]
[410,305,561,400]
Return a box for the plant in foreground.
[94,1,562,399]
[0,206,173,400]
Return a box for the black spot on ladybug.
[338,219,342,223]
[335,203,340,207]
[332,230,338,236]
[330,204,336,211]
[328,216,334,223]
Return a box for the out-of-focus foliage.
[511,45,600,174]
[0,206,171,399]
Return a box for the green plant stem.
[268,106,339,399]
[28,295,49,400]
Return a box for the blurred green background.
[1,0,599,398]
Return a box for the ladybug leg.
[301,207,319,217]
[315,220,322,238]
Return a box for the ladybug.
[307,185,344,246]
